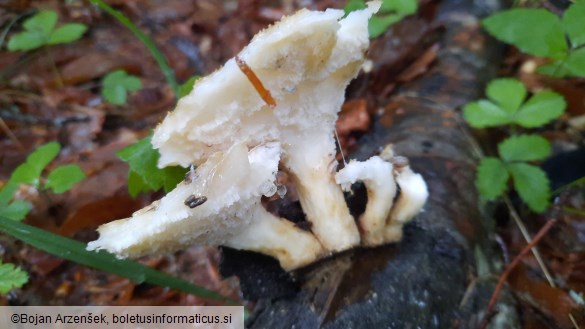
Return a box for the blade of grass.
[86,0,179,98]
[0,216,238,305]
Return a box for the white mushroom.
[88,2,428,271]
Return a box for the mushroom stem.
[384,165,429,242]
[336,156,396,246]
[226,206,324,270]
[284,135,360,252]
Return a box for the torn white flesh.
[151,4,379,254]
[225,206,323,271]
[384,165,429,242]
[335,156,396,246]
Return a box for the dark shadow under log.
[221,0,518,327]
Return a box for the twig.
[478,213,559,329]
[0,117,24,150]
[503,196,556,287]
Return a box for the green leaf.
[7,30,45,51]
[10,142,60,187]
[23,11,57,35]
[498,135,551,162]
[0,216,237,303]
[380,0,417,15]
[0,201,32,222]
[47,23,87,45]
[102,70,143,105]
[515,90,566,127]
[562,0,585,48]
[564,47,585,78]
[0,261,28,294]
[483,9,568,59]
[536,61,572,78]
[369,14,402,38]
[486,78,526,113]
[117,136,186,195]
[508,163,550,213]
[0,182,18,206]
[463,100,512,128]
[344,0,367,15]
[44,164,86,193]
[127,170,150,198]
[178,76,200,98]
[476,157,509,201]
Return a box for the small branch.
[0,117,24,150]
[504,196,556,287]
[478,211,559,329]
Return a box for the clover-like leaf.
[117,136,186,196]
[7,10,86,52]
[476,157,509,201]
[0,201,33,222]
[562,0,585,48]
[515,90,566,127]
[23,10,57,34]
[48,23,87,45]
[463,100,512,128]
[508,163,550,213]
[564,47,585,78]
[102,70,143,105]
[10,142,60,187]
[483,9,568,59]
[463,78,566,129]
[486,78,526,113]
[44,164,86,193]
[498,135,551,162]
[7,31,46,51]
[0,262,28,294]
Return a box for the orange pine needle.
[235,56,276,108]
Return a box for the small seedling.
[463,78,566,212]
[344,0,417,38]
[483,1,585,78]
[7,10,87,51]
[101,70,142,105]
[0,261,28,294]
[0,142,86,221]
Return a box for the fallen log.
[220,0,518,327]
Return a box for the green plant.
[101,70,143,105]
[118,76,199,197]
[0,216,237,303]
[344,0,418,38]
[86,0,179,97]
[0,261,28,294]
[7,10,87,51]
[0,142,86,221]
[463,78,566,212]
[483,1,585,78]
[117,136,186,197]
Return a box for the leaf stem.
[44,46,64,89]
